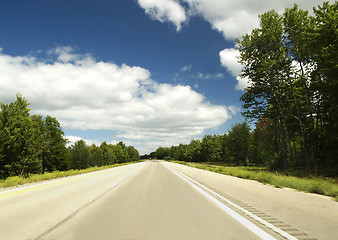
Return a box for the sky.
[0,0,332,155]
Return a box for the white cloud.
[137,0,187,31]
[0,47,231,154]
[219,48,243,76]
[235,76,250,91]
[219,48,250,90]
[228,105,241,115]
[65,136,101,147]
[181,64,192,72]
[193,72,224,79]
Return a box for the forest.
[154,2,338,174]
[0,95,140,179]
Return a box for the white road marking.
[111,179,123,188]
[164,163,287,240]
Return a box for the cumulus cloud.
[219,48,242,76]
[0,47,231,154]
[137,0,187,31]
[219,48,250,90]
[234,76,250,91]
[65,136,101,147]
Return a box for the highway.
[1,161,337,240]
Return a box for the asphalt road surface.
[1,161,337,240]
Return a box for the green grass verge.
[0,161,142,189]
[170,161,338,201]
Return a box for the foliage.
[0,94,42,177]
[227,122,251,165]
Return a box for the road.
[0,161,337,240]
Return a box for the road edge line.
[167,163,299,240]
[164,163,278,240]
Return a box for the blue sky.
[0,0,330,154]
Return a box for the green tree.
[188,139,202,162]
[239,10,292,170]
[127,146,140,161]
[70,140,89,169]
[43,116,69,171]
[113,144,127,163]
[251,118,280,167]
[227,123,251,166]
[0,95,42,177]
[155,147,167,159]
[201,135,214,162]
[89,144,102,166]
[310,2,338,167]
[100,142,115,165]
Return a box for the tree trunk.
[284,63,311,168]
[271,82,290,170]
[298,61,318,169]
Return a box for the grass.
[0,161,142,189]
[170,161,338,201]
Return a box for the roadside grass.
[0,161,142,189]
[170,161,338,201]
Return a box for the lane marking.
[165,163,298,240]
[111,179,123,188]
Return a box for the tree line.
[0,95,140,179]
[154,2,337,173]
[154,122,252,166]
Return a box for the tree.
[88,144,102,166]
[127,146,140,161]
[70,140,89,169]
[226,123,251,166]
[239,10,293,170]
[0,94,42,177]
[100,142,115,165]
[310,2,338,167]
[188,139,202,162]
[33,115,69,172]
[113,144,127,163]
[251,118,280,167]
[201,135,218,162]
[155,147,167,159]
